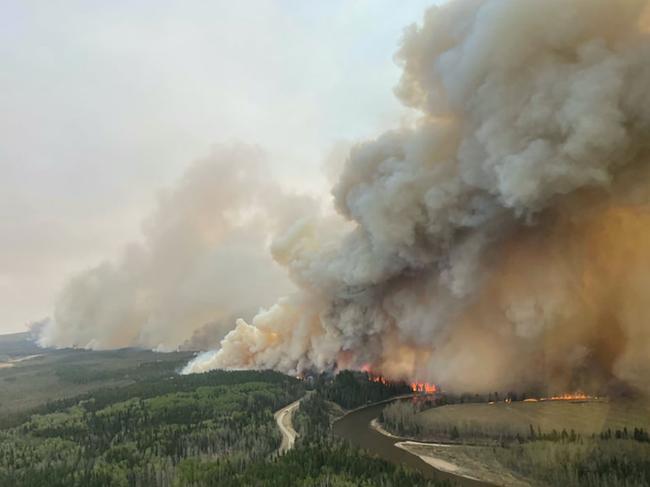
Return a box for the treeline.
[526,425,650,444]
[380,400,480,441]
[380,400,425,438]
[598,427,650,442]
[314,370,412,410]
[381,400,650,447]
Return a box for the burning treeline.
[362,365,437,394]
[183,0,650,396]
[40,0,650,396]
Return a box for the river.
[332,399,492,487]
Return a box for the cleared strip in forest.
[274,397,303,454]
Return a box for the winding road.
[274,397,303,454]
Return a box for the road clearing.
[274,397,303,454]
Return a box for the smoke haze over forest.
[23,0,650,394]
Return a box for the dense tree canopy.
[0,368,446,487]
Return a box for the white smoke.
[38,144,316,351]
[184,0,650,393]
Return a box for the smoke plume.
[38,144,315,351]
[183,0,650,394]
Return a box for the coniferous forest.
[0,370,302,486]
[0,353,446,487]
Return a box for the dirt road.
[274,398,303,454]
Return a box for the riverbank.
[371,409,530,487]
[338,394,416,418]
[332,398,493,487]
[395,441,531,487]
[370,419,489,483]
[370,418,400,438]
[395,442,465,476]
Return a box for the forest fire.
[411,382,437,394]
[369,373,388,385]
[543,392,594,402]
[360,364,390,385]
[359,364,437,394]
[522,392,595,403]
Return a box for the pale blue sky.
[0,1,437,333]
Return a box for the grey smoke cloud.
[0,1,436,335]
[184,0,650,394]
[38,144,315,350]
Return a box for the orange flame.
[521,392,594,403]
[359,364,390,384]
[543,392,593,401]
[411,382,437,394]
[359,364,437,394]
[370,374,388,385]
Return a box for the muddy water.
[332,399,492,487]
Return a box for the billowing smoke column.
[38,145,315,351]
[184,0,650,394]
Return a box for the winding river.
[332,399,491,487]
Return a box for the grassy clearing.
[413,399,650,442]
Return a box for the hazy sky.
[0,1,435,335]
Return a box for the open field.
[415,399,650,441]
[378,399,650,487]
[0,332,196,417]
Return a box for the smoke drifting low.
[182,0,650,394]
[38,145,315,351]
